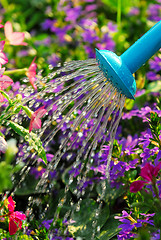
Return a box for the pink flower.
[130,162,161,193]
[130,180,147,193]
[0,41,8,67]
[141,162,161,182]
[4,21,27,46]
[7,196,26,235]
[0,20,3,28]
[29,106,47,133]
[26,57,37,90]
[0,74,13,102]
[8,196,15,213]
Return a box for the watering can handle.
[121,21,161,74]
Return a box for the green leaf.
[135,81,161,107]
[131,201,154,212]
[96,215,120,240]
[146,80,161,93]
[62,166,78,194]
[0,162,13,192]
[96,180,125,203]
[8,121,47,164]
[68,199,110,238]
[15,174,38,195]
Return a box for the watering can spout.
[96,20,161,99]
[121,20,161,74]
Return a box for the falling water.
[6,58,126,239]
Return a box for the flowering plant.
[0,0,161,239]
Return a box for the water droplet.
[97,226,100,232]
[77,132,83,137]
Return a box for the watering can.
[96,20,161,99]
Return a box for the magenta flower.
[0,73,13,102]
[26,57,37,90]
[29,106,47,133]
[130,180,147,193]
[141,162,161,182]
[130,162,161,193]
[8,196,26,235]
[4,21,27,46]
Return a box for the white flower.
[7,138,18,155]
[0,136,8,153]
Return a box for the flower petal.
[8,196,15,213]
[32,117,42,129]
[35,106,47,118]
[0,52,8,65]
[141,163,154,182]
[0,92,4,102]
[153,162,161,177]
[0,75,13,89]
[9,218,18,235]
[4,21,13,39]
[130,180,147,193]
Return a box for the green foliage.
[96,215,120,240]
[68,198,110,238]
[0,161,13,192]
[100,0,139,14]
[96,180,125,203]
[9,121,47,164]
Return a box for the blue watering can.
[96,21,161,99]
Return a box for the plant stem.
[117,0,122,31]
[3,68,28,75]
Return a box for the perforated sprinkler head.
[96,20,161,100]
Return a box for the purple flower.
[151,230,160,240]
[84,4,97,12]
[147,4,161,21]
[34,37,51,46]
[119,135,138,155]
[82,29,99,44]
[17,50,29,57]
[107,21,117,32]
[122,106,161,122]
[128,7,140,16]
[84,45,95,58]
[41,19,54,30]
[115,211,142,239]
[147,55,161,81]
[140,147,158,163]
[139,213,155,226]
[115,211,156,239]
[146,71,160,81]
[138,129,152,148]
[65,6,82,23]
[79,18,97,28]
[48,54,60,67]
[149,56,161,72]
[135,89,145,97]
[41,219,54,230]
[69,163,82,177]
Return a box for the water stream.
[8,58,126,238]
